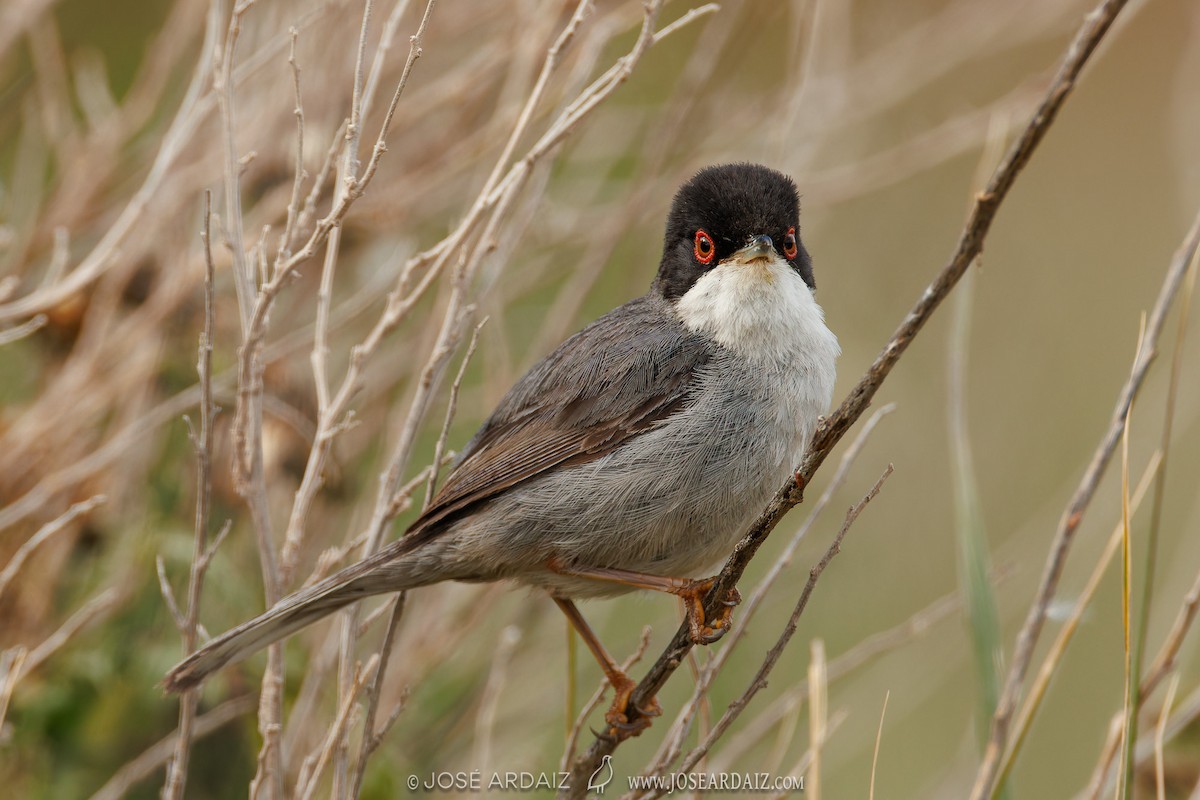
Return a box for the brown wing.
[404,293,713,541]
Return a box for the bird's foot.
[604,672,661,740]
[672,577,742,645]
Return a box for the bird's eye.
[783,227,798,260]
[694,230,715,264]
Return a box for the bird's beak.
[728,234,774,265]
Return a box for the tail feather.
[163,535,427,693]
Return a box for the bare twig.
[675,467,892,776]
[641,404,895,778]
[20,587,122,676]
[277,0,439,581]
[89,696,257,800]
[1154,673,1181,800]
[560,626,653,774]
[0,313,48,346]
[162,191,219,800]
[996,450,1163,788]
[0,494,105,603]
[296,655,378,800]
[275,28,306,264]
[620,465,893,800]
[347,592,407,798]
[426,316,486,504]
[977,203,1200,800]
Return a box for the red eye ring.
[783,226,798,260]
[694,229,715,264]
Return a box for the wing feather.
[405,294,711,540]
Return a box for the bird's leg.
[553,597,661,739]
[548,559,742,645]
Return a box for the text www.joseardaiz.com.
[626,772,804,794]
[407,770,804,794]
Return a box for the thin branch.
[89,696,257,800]
[348,593,408,799]
[0,494,106,603]
[619,465,893,800]
[20,587,122,676]
[296,655,378,800]
[277,0,439,581]
[995,449,1164,789]
[640,403,895,778]
[426,317,487,505]
[275,28,306,264]
[870,690,890,800]
[0,313,48,346]
[162,190,219,800]
[560,626,653,774]
[675,466,892,777]
[976,202,1200,800]
[571,0,1131,785]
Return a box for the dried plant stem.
[995,450,1163,789]
[426,318,487,504]
[560,626,653,774]
[870,690,890,800]
[1154,673,1181,800]
[675,467,891,776]
[0,495,106,603]
[622,466,893,800]
[296,655,378,800]
[278,0,438,579]
[976,203,1200,800]
[89,696,257,800]
[0,2,223,325]
[641,404,894,779]
[1084,548,1200,797]
[807,639,827,800]
[571,0,1130,786]
[161,192,219,800]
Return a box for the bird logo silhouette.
[587,754,614,794]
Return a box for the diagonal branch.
[566,0,1132,789]
[974,205,1200,800]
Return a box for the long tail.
[163,535,432,693]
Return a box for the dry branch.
[974,203,1200,800]
[566,0,1133,790]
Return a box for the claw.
[671,578,742,645]
[603,673,660,740]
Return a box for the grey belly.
[447,363,814,598]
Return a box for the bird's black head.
[652,163,814,301]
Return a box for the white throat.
[675,254,840,369]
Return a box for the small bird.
[165,163,839,738]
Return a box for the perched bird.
[165,163,839,738]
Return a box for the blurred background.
[1,0,1198,797]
